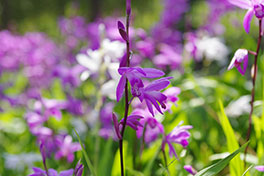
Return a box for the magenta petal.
[146,99,154,116]
[184,165,197,175]
[255,166,264,172]
[145,79,170,91]
[116,75,126,102]
[242,54,248,74]
[243,9,254,33]
[141,68,165,78]
[112,113,122,139]
[167,141,178,158]
[228,0,251,9]
[145,93,163,114]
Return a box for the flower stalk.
[118,0,131,175]
[244,19,262,165]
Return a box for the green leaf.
[111,141,127,176]
[195,142,249,176]
[74,129,97,176]
[218,100,243,176]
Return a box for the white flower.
[101,63,120,100]
[76,39,125,81]
[197,36,229,64]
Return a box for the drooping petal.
[242,53,248,74]
[112,113,122,139]
[144,93,163,115]
[146,99,154,116]
[167,141,178,158]
[243,9,254,33]
[227,0,251,9]
[116,75,126,102]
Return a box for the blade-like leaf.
[74,129,97,176]
[195,142,249,176]
[218,100,243,176]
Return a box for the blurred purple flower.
[162,122,192,158]
[136,38,155,58]
[135,109,164,144]
[153,44,182,70]
[228,0,264,33]
[99,103,116,139]
[184,165,197,175]
[29,167,73,176]
[228,49,248,75]
[55,135,81,163]
[255,165,264,172]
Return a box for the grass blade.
[195,142,249,176]
[74,129,97,176]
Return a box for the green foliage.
[218,100,244,176]
[195,142,249,176]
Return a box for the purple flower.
[120,114,144,130]
[135,109,164,144]
[184,165,197,175]
[112,113,122,140]
[29,167,73,176]
[118,21,128,42]
[228,0,264,33]
[153,44,182,70]
[162,122,192,158]
[255,165,264,172]
[74,161,84,176]
[137,78,171,116]
[228,49,248,75]
[116,67,165,101]
[55,135,81,163]
[112,113,144,139]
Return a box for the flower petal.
[243,9,254,33]
[228,0,251,9]
[116,75,126,102]
[141,68,165,78]
[144,79,170,91]
[255,165,264,172]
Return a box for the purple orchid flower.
[255,165,264,172]
[55,135,81,163]
[116,67,165,101]
[137,78,171,116]
[228,0,264,33]
[162,122,192,158]
[74,161,84,176]
[135,108,164,144]
[184,165,197,175]
[228,49,248,75]
[112,113,144,139]
[120,114,144,130]
[29,167,73,176]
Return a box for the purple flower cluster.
[25,98,81,162]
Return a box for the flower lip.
[254,4,264,18]
[228,49,248,74]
